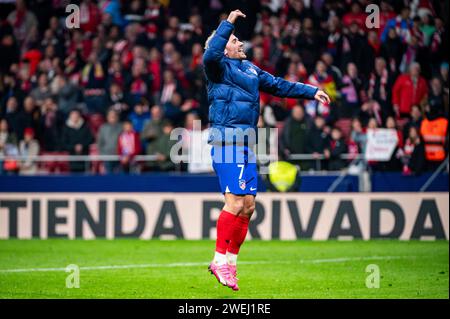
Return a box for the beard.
[225,48,246,60]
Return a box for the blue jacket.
[203,20,318,145]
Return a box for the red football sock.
[215,210,237,254]
[228,215,250,254]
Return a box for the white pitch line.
[0,256,416,274]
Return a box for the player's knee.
[228,199,245,214]
[244,203,255,216]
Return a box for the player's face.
[225,34,246,60]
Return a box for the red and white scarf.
[369,68,388,101]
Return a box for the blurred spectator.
[124,0,145,24]
[0,118,18,175]
[163,91,183,126]
[6,0,38,50]
[190,43,203,71]
[117,119,141,173]
[380,27,405,75]
[54,76,81,117]
[61,109,94,172]
[345,22,371,78]
[39,97,64,152]
[376,1,396,47]
[4,96,21,138]
[283,61,308,110]
[305,60,337,118]
[357,100,383,128]
[107,59,125,90]
[392,63,428,118]
[79,0,101,34]
[0,34,20,74]
[18,127,39,175]
[305,115,330,169]
[438,63,449,92]
[403,105,423,138]
[350,117,367,154]
[428,77,448,116]
[150,120,176,172]
[106,82,129,121]
[127,55,151,107]
[17,96,40,141]
[321,52,343,90]
[381,7,412,43]
[386,115,404,148]
[366,30,381,70]
[340,62,363,118]
[141,104,164,158]
[251,46,275,74]
[367,117,379,130]
[430,19,447,74]
[280,104,311,165]
[98,109,122,174]
[297,17,322,73]
[81,52,107,114]
[128,101,150,134]
[326,127,348,171]
[419,14,435,47]
[397,126,426,175]
[367,57,395,119]
[342,2,366,30]
[148,47,162,100]
[375,116,403,171]
[160,69,179,104]
[398,30,423,74]
[30,73,51,107]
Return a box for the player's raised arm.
[203,10,246,66]
[257,68,330,103]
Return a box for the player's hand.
[314,90,330,105]
[227,10,246,24]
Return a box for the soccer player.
[203,10,330,291]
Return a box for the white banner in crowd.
[0,193,448,240]
[365,128,399,161]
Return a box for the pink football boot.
[228,264,239,291]
[208,263,238,290]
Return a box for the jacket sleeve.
[257,67,318,99]
[202,20,234,82]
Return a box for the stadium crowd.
[0,0,448,175]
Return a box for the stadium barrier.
[0,192,447,240]
[0,153,363,173]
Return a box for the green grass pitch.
[0,239,448,299]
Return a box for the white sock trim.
[226,252,238,265]
[213,252,227,265]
